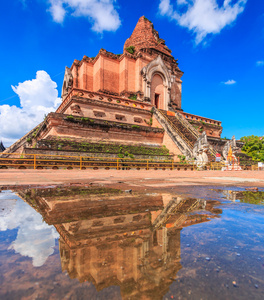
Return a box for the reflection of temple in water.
[19,187,222,299]
[220,189,264,205]
[220,190,238,202]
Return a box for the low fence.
[0,153,197,171]
[251,164,264,171]
[210,162,254,171]
[1,153,258,171]
[210,162,225,170]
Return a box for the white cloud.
[48,0,121,33]
[223,79,236,85]
[0,71,60,147]
[159,0,173,15]
[256,61,264,67]
[49,0,66,22]
[177,0,188,5]
[158,0,247,44]
[0,191,59,267]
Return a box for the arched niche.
[150,73,165,109]
[141,55,171,110]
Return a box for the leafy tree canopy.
[241,135,264,161]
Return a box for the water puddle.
[218,188,264,205]
[0,186,264,299]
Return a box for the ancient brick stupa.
[4,16,223,161]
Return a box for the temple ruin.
[3,16,228,162]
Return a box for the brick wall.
[102,56,119,93]
[123,16,172,57]
[67,16,180,99]
[162,131,182,160]
[40,114,164,146]
[64,100,152,125]
[93,57,102,91]
[153,114,182,159]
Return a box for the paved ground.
[1,169,264,189]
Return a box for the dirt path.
[1,169,264,189]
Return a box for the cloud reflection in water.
[0,191,59,267]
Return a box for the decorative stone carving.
[61,67,73,100]
[153,28,159,41]
[93,110,106,118]
[134,117,143,123]
[221,136,242,171]
[193,131,209,167]
[170,82,181,109]
[70,104,83,116]
[222,136,239,160]
[141,55,171,110]
[143,97,151,103]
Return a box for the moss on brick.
[37,138,170,156]
[63,114,164,134]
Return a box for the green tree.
[241,135,264,161]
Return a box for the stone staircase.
[153,108,218,161]
[165,112,197,146]
[153,198,201,230]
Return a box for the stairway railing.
[154,199,201,229]
[174,111,200,138]
[156,108,219,160]
[157,109,194,151]
[175,111,218,159]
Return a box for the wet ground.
[0,185,264,299]
[2,169,264,188]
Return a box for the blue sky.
[0,0,263,146]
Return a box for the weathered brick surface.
[12,16,223,161]
[65,16,182,100]
[152,113,182,159]
[63,98,152,125]
[39,113,164,147]
[103,57,119,93]
[124,16,172,56]
[180,112,222,138]
[162,130,182,159]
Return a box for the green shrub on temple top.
[125,46,135,54]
